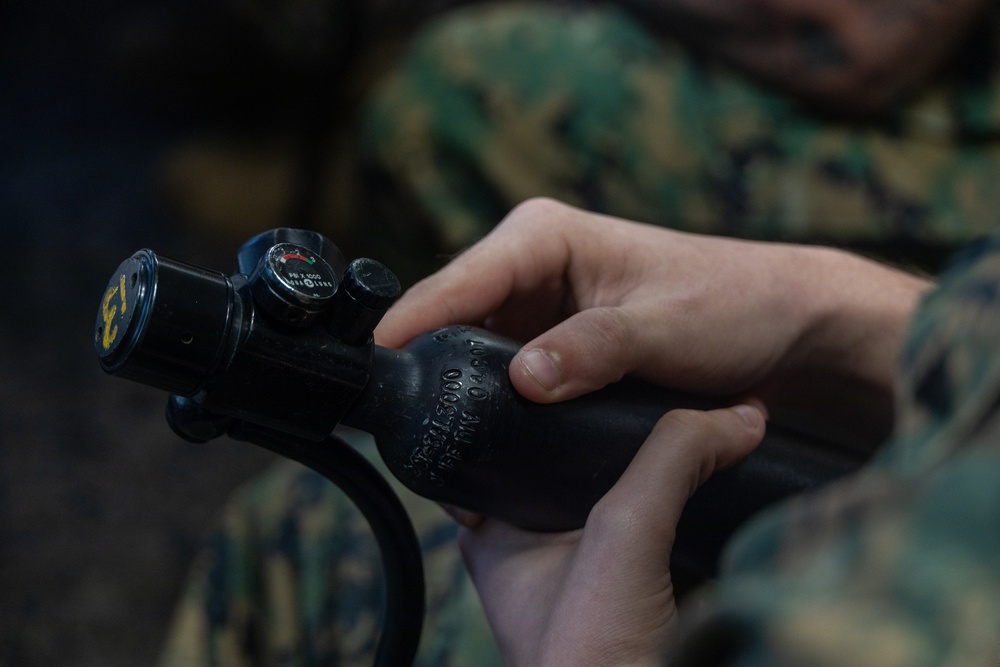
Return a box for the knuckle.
[577,308,639,378]
[503,197,574,231]
[512,196,570,216]
[654,408,714,436]
[650,409,720,471]
[586,492,640,542]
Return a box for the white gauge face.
[265,243,338,305]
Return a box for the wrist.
[775,246,933,441]
[802,247,931,386]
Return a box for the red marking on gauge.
[279,252,314,265]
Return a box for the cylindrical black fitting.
[95,250,235,395]
[328,258,401,345]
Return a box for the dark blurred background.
[1,2,273,665]
[0,0,444,663]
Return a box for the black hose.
[230,423,426,666]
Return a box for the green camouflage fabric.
[675,230,1000,666]
[362,3,1000,260]
[159,3,1000,665]
[158,431,501,667]
[159,232,1000,666]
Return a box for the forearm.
[618,0,987,113]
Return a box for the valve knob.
[328,258,401,345]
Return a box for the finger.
[509,306,649,403]
[375,198,577,348]
[458,520,580,610]
[583,404,767,568]
[457,520,580,659]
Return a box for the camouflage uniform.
[675,231,1000,666]
[158,433,500,667]
[361,3,1000,266]
[159,3,1000,666]
[160,230,1000,667]
[159,3,1000,274]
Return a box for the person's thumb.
[510,306,648,403]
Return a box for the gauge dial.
[265,243,338,304]
[251,243,339,326]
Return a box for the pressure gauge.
[250,242,339,326]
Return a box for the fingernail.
[732,404,764,429]
[518,348,561,391]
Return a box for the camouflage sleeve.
[673,229,1000,666]
[363,4,1000,258]
[157,430,501,667]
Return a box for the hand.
[457,403,767,667]
[378,198,931,437]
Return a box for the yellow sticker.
[119,273,127,314]
[100,273,127,350]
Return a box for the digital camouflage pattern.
[673,229,1000,666]
[158,432,500,667]
[159,3,1000,665]
[363,4,1000,256]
